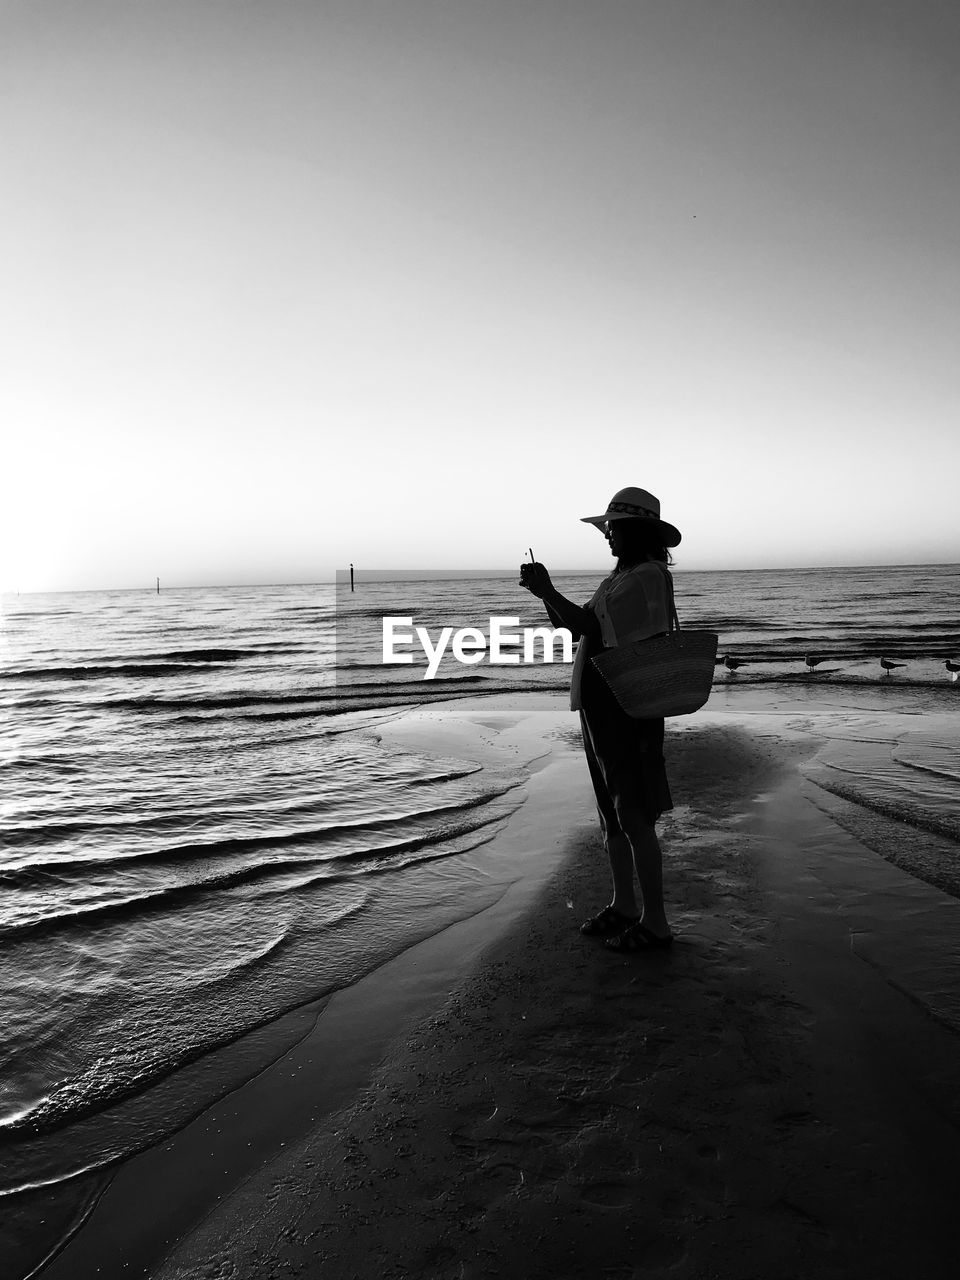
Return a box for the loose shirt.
[569,561,672,711]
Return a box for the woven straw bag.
[590,567,718,718]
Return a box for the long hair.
[614,519,674,566]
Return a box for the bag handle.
[656,562,682,635]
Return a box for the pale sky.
[2,0,958,591]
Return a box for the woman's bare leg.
[620,816,671,937]
[605,833,641,918]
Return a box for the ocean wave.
[100,691,333,712]
[0,935,301,1142]
[1,763,482,857]
[406,763,484,787]
[180,928,292,989]
[807,769,960,846]
[690,615,786,630]
[0,649,258,679]
[0,755,85,776]
[711,672,960,688]
[168,678,521,722]
[334,660,413,671]
[2,782,515,881]
[246,808,514,896]
[272,607,336,620]
[334,673,491,687]
[0,786,522,936]
[1,662,239,682]
[718,639,960,660]
[889,755,960,787]
[2,809,309,853]
[842,587,951,602]
[170,705,337,724]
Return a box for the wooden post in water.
[156,577,160,594]
[350,563,354,593]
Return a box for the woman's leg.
[581,712,640,916]
[580,705,671,933]
[605,833,641,917]
[618,813,671,937]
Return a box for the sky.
[2,0,958,591]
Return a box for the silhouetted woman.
[520,486,680,951]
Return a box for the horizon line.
[3,559,959,596]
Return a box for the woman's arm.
[541,595,570,633]
[540,585,598,639]
[520,564,600,641]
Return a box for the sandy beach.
[36,691,960,1280]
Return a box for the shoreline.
[31,695,595,1279]
[31,692,960,1278]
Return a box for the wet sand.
[38,694,960,1279]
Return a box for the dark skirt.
[578,658,673,835]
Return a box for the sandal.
[579,906,639,937]
[605,921,674,952]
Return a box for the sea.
[2,562,959,1275]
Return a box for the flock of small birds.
[716,655,960,681]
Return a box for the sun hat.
[580,486,682,548]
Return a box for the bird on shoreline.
[720,655,748,672]
[945,660,960,682]
[804,655,823,673]
[880,657,906,676]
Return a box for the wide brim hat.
[581,486,682,548]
